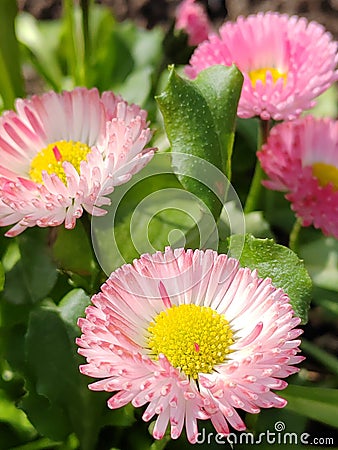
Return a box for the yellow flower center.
[249,67,287,87]
[29,140,91,185]
[147,303,234,379]
[312,162,338,190]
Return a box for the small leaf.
[24,296,120,450]
[156,65,243,219]
[283,385,338,429]
[221,234,312,323]
[117,66,152,106]
[58,288,90,332]
[52,221,96,276]
[3,228,58,304]
[0,388,36,440]
[20,385,72,442]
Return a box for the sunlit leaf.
[156,65,243,219]
[220,234,312,323]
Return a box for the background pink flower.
[175,0,211,46]
[258,115,338,238]
[186,12,338,120]
[77,247,303,444]
[0,88,155,237]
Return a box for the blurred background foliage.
[0,1,337,449]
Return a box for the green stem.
[244,119,270,213]
[63,0,82,85]
[289,218,302,253]
[149,436,171,450]
[80,0,91,83]
[301,339,338,377]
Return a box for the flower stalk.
[244,119,270,213]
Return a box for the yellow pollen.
[249,67,287,87]
[147,304,234,379]
[29,140,91,185]
[312,162,338,190]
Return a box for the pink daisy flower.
[258,115,338,238]
[0,88,155,237]
[186,12,338,120]
[175,0,211,46]
[77,247,303,443]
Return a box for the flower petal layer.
[0,88,155,236]
[186,12,338,120]
[77,247,303,443]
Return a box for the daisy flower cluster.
[185,10,338,238]
[77,248,303,443]
[1,4,334,447]
[0,88,155,237]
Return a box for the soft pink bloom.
[186,12,338,120]
[77,247,303,444]
[175,0,211,46]
[0,88,155,237]
[258,116,338,238]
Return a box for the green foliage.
[92,153,199,273]
[156,65,243,219]
[3,229,58,305]
[0,0,25,109]
[283,385,338,428]
[0,2,337,449]
[220,234,312,323]
[299,236,338,292]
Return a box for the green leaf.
[220,234,312,323]
[3,228,58,304]
[193,65,243,178]
[24,305,96,448]
[52,221,96,276]
[0,0,25,109]
[156,65,243,219]
[218,201,273,241]
[23,292,130,450]
[118,22,164,69]
[58,288,90,330]
[283,385,338,429]
[117,66,152,107]
[0,389,36,440]
[87,10,133,91]
[20,386,71,442]
[92,153,208,274]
